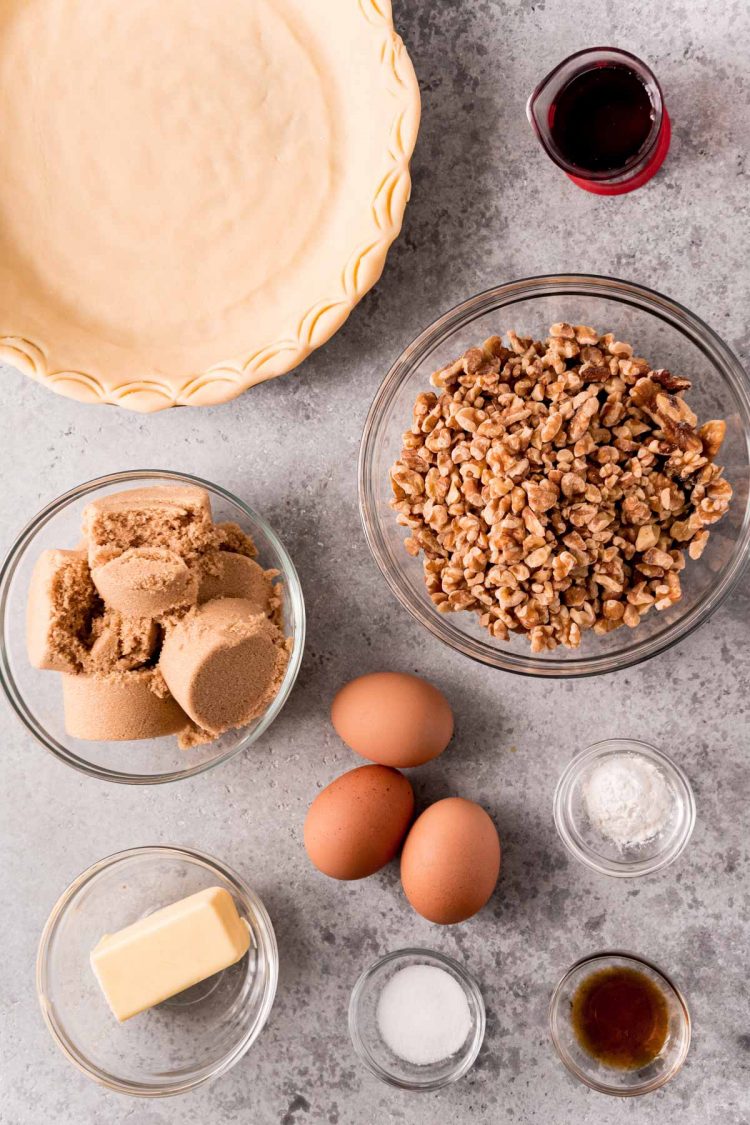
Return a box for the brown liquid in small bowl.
[549,63,655,174]
[571,965,669,1069]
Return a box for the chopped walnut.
[389,324,733,652]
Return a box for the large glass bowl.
[0,470,305,783]
[36,846,278,1097]
[359,276,750,677]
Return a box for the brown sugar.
[197,552,272,610]
[86,611,159,673]
[26,549,99,672]
[92,547,198,618]
[214,522,258,558]
[62,668,189,741]
[159,598,289,736]
[82,485,215,567]
[27,485,289,749]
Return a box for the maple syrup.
[571,965,669,1069]
[549,63,655,174]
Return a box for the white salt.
[583,753,675,849]
[376,964,473,1066]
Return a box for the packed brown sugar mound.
[390,324,733,653]
[26,485,289,746]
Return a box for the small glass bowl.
[36,846,279,1097]
[526,47,669,193]
[348,948,485,1091]
[549,951,691,1096]
[553,739,696,877]
[0,469,305,784]
[358,275,750,678]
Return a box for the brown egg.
[304,765,415,880]
[400,798,501,924]
[331,672,453,768]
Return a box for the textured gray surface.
[2,0,750,1122]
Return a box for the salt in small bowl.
[553,739,696,877]
[348,949,485,1090]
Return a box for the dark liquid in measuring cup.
[549,63,655,174]
[571,966,670,1069]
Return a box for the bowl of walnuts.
[359,275,750,677]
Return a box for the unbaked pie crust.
[0,0,420,412]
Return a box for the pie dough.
[0,0,420,412]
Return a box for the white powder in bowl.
[583,753,675,849]
[376,964,473,1065]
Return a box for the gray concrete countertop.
[2,1,749,1122]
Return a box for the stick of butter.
[90,886,250,1021]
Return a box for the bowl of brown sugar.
[0,470,305,783]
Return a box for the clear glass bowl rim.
[548,949,691,1096]
[526,46,665,182]
[0,468,306,784]
[35,844,280,1098]
[348,946,486,1091]
[358,273,750,679]
[552,738,697,877]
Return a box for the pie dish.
[0,0,420,412]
